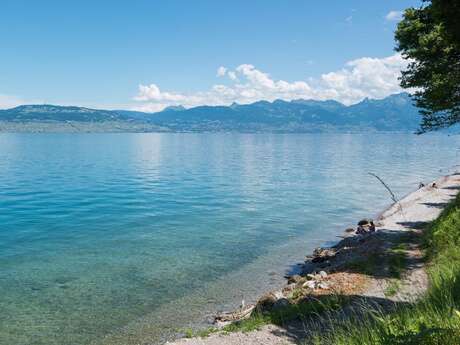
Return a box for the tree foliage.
[395,0,460,132]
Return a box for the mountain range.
[0,92,422,133]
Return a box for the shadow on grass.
[305,229,425,280]
[226,294,412,343]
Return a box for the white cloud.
[217,66,227,77]
[132,102,169,113]
[133,53,410,112]
[385,10,403,22]
[318,54,410,104]
[227,71,238,81]
[134,84,187,102]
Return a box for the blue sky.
[0,0,420,111]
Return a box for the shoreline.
[168,171,460,345]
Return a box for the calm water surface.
[1,133,459,345]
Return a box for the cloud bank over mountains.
[0,54,410,112]
[133,54,410,112]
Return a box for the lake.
[1,133,459,345]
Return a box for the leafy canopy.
[395,0,460,132]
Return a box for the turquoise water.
[1,133,459,345]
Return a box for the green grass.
[346,255,379,275]
[387,245,407,279]
[311,192,460,345]
[190,295,348,337]
[224,295,347,333]
[384,279,401,297]
[183,328,194,338]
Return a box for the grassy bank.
[311,192,460,345]
[183,294,347,338]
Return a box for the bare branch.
[368,172,404,217]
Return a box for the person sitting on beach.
[369,221,376,232]
[356,219,375,235]
[356,225,367,235]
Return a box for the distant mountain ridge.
[0,93,422,133]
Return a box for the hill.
[0,93,421,133]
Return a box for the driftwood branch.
[368,172,404,217]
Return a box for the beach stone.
[273,297,290,309]
[303,280,316,289]
[312,248,337,263]
[313,247,323,256]
[256,293,277,311]
[319,271,328,278]
[256,291,286,312]
[273,291,285,299]
[312,256,323,263]
[283,283,297,293]
[317,282,330,290]
[286,275,303,284]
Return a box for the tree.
[395,0,460,132]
